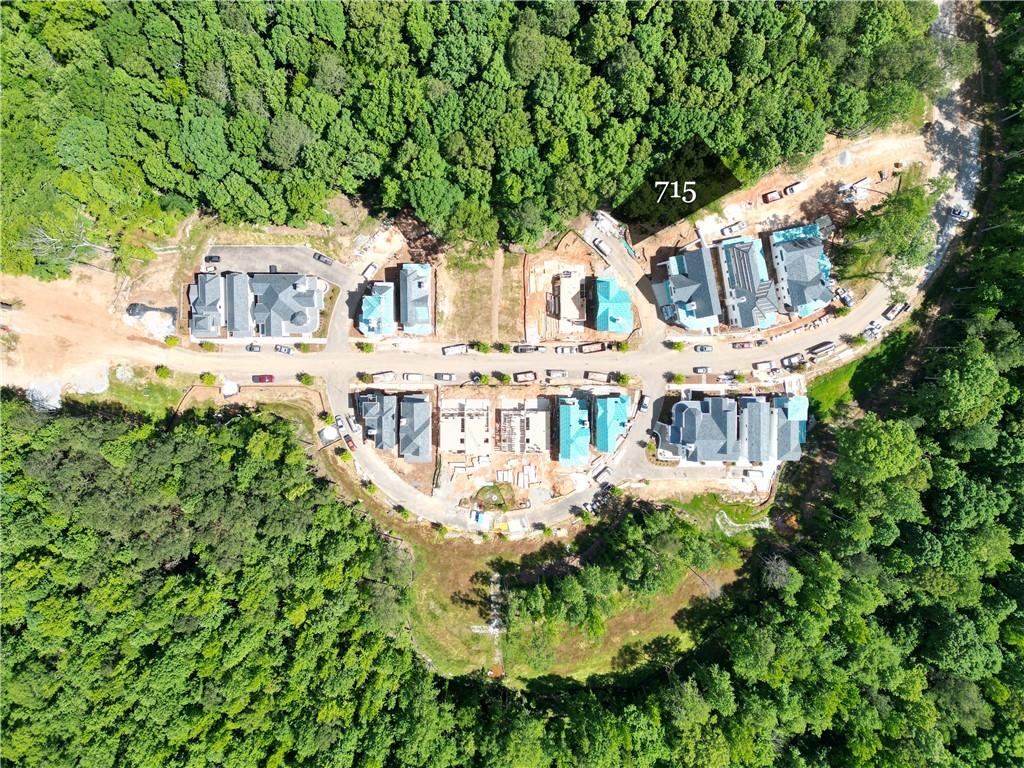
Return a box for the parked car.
[583,371,610,382]
[755,339,769,347]
[592,237,612,257]
[361,262,378,280]
[245,343,261,353]
[203,265,217,273]
[578,342,606,353]
[513,344,542,353]
[555,346,576,355]
[949,205,972,220]
[721,221,746,236]
[344,434,356,451]
[546,369,568,379]
[313,251,334,266]
[752,361,773,371]
[732,341,753,349]
[882,302,911,322]
[403,372,423,382]
[347,416,361,435]
[204,255,221,263]
[695,344,713,353]
[274,344,294,355]
[638,394,650,413]
[335,415,346,429]
[693,366,710,374]
[252,374,274,383]
[718,374,737,383]
[513,371,537,383]
[442,343,469,356]
[783,181,806,195]
[763,190,782,203]
[435,372,456,382]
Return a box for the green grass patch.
[666,493,764,528]
[807,324,919,419]
[72,369,185,418]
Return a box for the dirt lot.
[435,250,524,343]
[632,130,930,270]
[0,266,165,391]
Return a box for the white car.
[546,369,568,379]
[274,344,294,355]
[555,346,576,355]
[435,372,456,382]
[361,262,379,280]
[592,238,612,257]
[721,221,747,236]
[402,372,423,382]
[949,206,971,221]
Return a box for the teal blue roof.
[358,283,397,337]
[559,398,591,465]
[595,394,630,452]
[594,276,633,333]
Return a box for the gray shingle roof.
[399,395,432,462]
[718,240,781,329]
[661,246,722,326]
[188,273,222,337]
[740,397,773,463]
[359,393,397,450]
[656,395,807,464]
[251,273,321,337]
[773,238,832,312]
[667,398,741,462]
[223,272,252,337]
[399,264,431,334]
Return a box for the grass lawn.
[71,368,187,418]
[498,252,524,340]
[808,324,919,419]
[667,493,765,528]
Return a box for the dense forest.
[1,0,962,278]
[4,3,1024,767]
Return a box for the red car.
[252,374,274,383]
[344,434,356,451]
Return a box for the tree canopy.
[1,0,952,277]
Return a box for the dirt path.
[489,250,503,340]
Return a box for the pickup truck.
[402,372,423,382]
[435,372,456,382]
[784,181,805,195]
[592,238,612,257]
[442,343,469,356]
[583,371,610,383]
[752,361,773,371]
[638,394,650,412]
[763,190,782,203]
[313,251,334,266]
[513,371,537,383]
[372,371,396,383]
[546,369,568,379]
[361,263,378,280]
[578,342,606,354]
[721,221,746,236]
[731,341,753,349]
